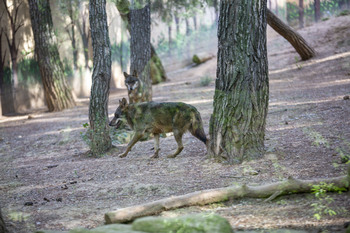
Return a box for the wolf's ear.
[132,70,138,77]
[123,72,128,78]
[121,97,128,106]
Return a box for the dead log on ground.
[105,166,350,224]
[192,53,215,65]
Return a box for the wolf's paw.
[167,154,177,159]
[118,153,127,158]
[150,149,160,159]
[150,153,159,159]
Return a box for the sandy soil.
[1,15,350,233]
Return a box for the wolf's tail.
[189,111,208,146]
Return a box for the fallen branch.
[267,9,316,60]
[105,167,350,224]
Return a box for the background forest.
[0,0,350,233]
[0,0,349,115]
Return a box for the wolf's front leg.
[119,132,143,158]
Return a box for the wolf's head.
[124,70,140,93]
[109,98,128,128]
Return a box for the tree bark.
[3,0,23,89]
[67,0,78,70]
[88,0,112,155]
[115,0,167,85]
[174,15,180,34]
[314,0,321,22]
[168,24,172,55]
[0,27,15,115]
[212,0,219,25]
[0,207,8,233]
[28,0,76,112]
[208,0,269,164]
[185,17,190,35]
[299,0,304,28]
[192,15,197,30]
[105,170,350,224]
[267,9,316,60]
[129,1,152,101]
[77,0,91,69]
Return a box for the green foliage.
[310,182,347,220]
[294,56,303,70]
[287,0,346,27]
[80,117,111,157]
[156,24,216,58]
[17,58,41,85]
[81,121,131,156]
[111,41,130,70]
[303,128,330,148]
[1,67,12,85]
[286,2,299,26]
[200,75,212,87]
[62,57,74,78]
[337,9,350,16]
[132,213,234,233]
[192,54,201,64]
[336,147,350,164]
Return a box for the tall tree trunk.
[339,0,346,10]
[115,0,167,84]
[209,0,269,164]
[212,0,219,25]
[3,0,24,113]
[314,0,321,22]
[77,0,91,69]
[67,0,78,70]
[10,53,18,88]
[299,0,304,28]
[185,17,190,35]
[88,0,112,155]
[0,49,4,116]
[28,0,76,112]
[3,0,23,89]
[119,28,125,71]
[0,84,16,115]
[174,15,180,34]
[267,9,316,60]
[168,24,172,55]
[129,1,152,101]
[192,15,197,30]
[0,27,15,115]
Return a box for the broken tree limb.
[105,167,350,224]
[267,9,316,60]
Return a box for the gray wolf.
[109,98,208,158]
[124,70,146,103]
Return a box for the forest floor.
[1,15,350,233]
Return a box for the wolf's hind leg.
[119,132,143,158]
[167,130,184,158]
[150,133,160,158]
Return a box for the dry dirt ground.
[1,15,350,233]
